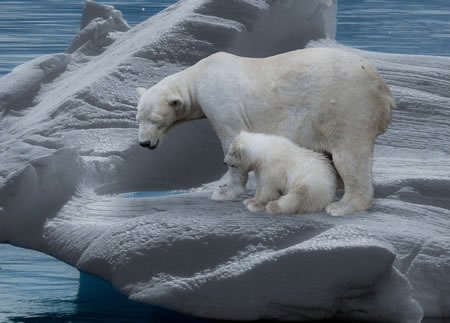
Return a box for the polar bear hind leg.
[266,185,325,215]
[326,141,374,216]
[266,193,299,215]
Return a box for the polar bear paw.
[326,197,372,216]
[243,198,256,207]
[212,184,245,201]
[326,201,351,216]
[266,201,283,215]
[325,201,358,216]
[246,201,266,213]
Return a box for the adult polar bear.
[136,48,395,216]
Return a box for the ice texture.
[0,1,449,322]
[67,0,130,55]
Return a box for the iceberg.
[0,0,449,322]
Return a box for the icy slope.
[0,0,449,322]
[0,0,336,239]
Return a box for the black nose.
[140,141,150,148]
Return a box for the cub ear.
[136,87,147,97]
[238,143,246,156]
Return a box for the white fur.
[136,48,395,216]
[225,132,336,215]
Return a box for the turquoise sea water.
[0,0,449,75]
[0,0,449,322]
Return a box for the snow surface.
[0,0,449,322]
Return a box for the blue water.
[336,0,450,56]
[0,245,79,322]
[0,0,449,322]
[0,0,449,75]
[0,245,209,323]
[0,0,177,75]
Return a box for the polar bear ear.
[238,143,246,156]
[168,96,184,115]
[136,87,147,97]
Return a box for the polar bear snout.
[149,139,159,149]
[223,154,236,168]
[139,141,151,148]
[224,156,241,169]
[138,120,162,149]
[139,139,159,149]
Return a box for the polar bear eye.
[168,99,180,107]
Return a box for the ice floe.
[0,1,449,322]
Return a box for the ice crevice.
[0,1,449,322]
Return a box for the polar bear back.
[193,48,394,153]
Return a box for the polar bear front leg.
[246,184,280,213]
[244,186,265,212]
[244,180,262,207]
[325,144,374,216]
[212,166,248,200]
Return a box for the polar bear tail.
[377,80,397,135]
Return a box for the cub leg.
[246,184,280,213]
[266,185,326,215]
[244,186,260,207]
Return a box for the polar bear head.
[224,132,254,171]
[135,81,186,149]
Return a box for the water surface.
[336,0,450,56]
[1,0,449,76]
[0,0,177,75]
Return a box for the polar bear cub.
[224,132,336,215]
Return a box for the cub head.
[224,132,252,170]
[135,84,185,149]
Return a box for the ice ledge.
[67,0,131,55]
[39,188,428,323]
[0,54,71,111]
[407,237,450,317]
[121,224,422,322]
[80,0,130,31]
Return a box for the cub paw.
[246,201,265,213]
[266,201,283,215]
[243,198,256,207]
